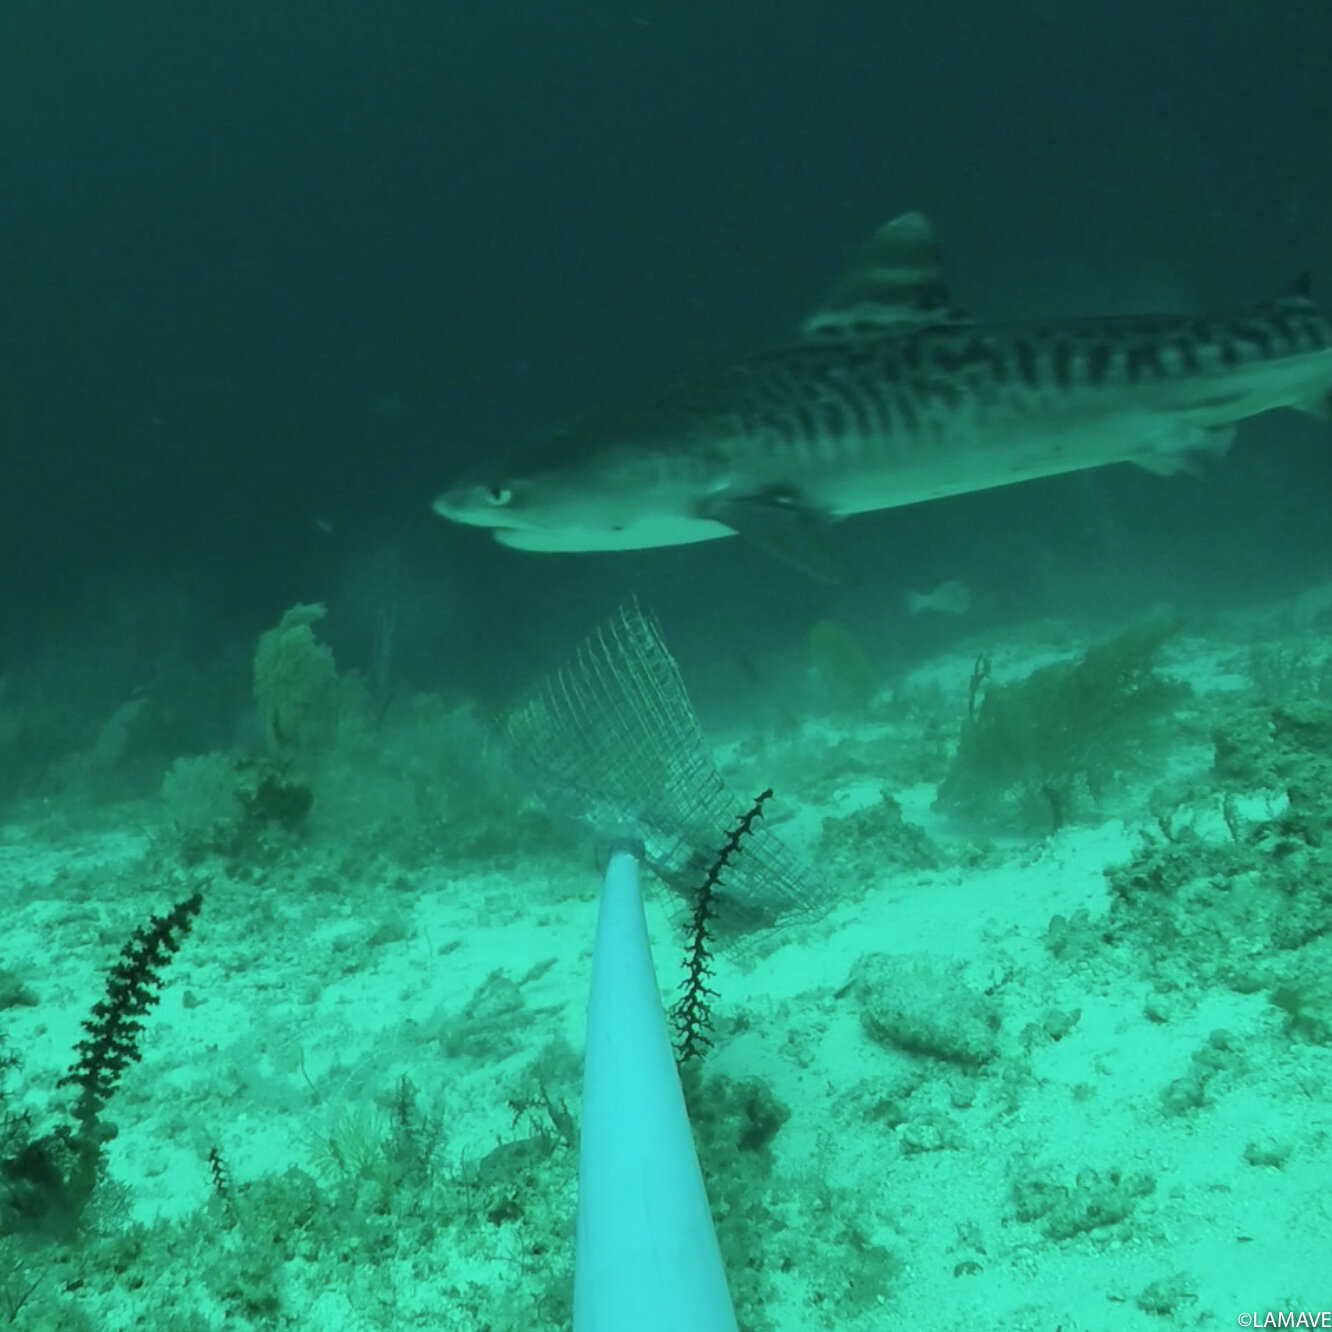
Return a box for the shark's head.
[433,402,737,553]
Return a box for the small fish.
[907,579,971,616]
[434,213,1332,580]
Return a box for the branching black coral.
[2,890,204,1241]
[49,888,204,1220]
[671,790,771,1065]
[59,890,204,1136]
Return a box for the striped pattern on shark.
[433,213,1332,579]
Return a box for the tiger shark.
[433,213,1332,579]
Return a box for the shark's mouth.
[493,515,731,553]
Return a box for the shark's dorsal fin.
[1273,270,1316,311]
[802,212,968,340]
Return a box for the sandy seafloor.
[2,595,1331,1332]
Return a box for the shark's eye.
[483,486,513,507]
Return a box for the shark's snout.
[432,480,518,529]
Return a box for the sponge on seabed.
[843,951,1002,1068]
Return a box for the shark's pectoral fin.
[698,489,843,583]
[1130,423,1237,478]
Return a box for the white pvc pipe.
[573,850,738,1332]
